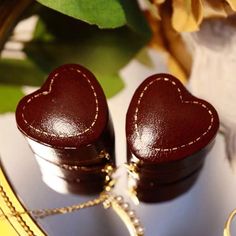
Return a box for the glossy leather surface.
[126,73,219,164]
[26,119,115,166]
[35,155,108,181]
[126,74,219,202]
[42,173,105,195]
[128,142,213,184]
[16,64,109,149]
[15,64,115,194]
[16,64,115,165]
[130,167,202,203]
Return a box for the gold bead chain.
[0,163,144,236]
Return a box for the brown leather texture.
[15,64,115,194]
[126,73,219,202]
[26,119,115,166]
[42,172,105,195]
[16,64,109,148]
[126,73,219,164]
[16,64,115,164]
[35,154,109,181]
[128,141,213,184]
[131,167,201,203]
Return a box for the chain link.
[30,193,109,219]
[0,162,115,220]
[0,160,145,235]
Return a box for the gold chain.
[0,181,109,220]
[1,163,115,220]
[1,194,107,219]
[0,163,145,236]
[30,193,109,219]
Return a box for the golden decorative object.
[224,209,236,236]
[0,163,144,236]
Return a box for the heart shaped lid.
[16,64,108,149]
[126,74,219,164]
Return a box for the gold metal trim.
[224,209,236,236]
[0,168,45,236]
[0,185,35,235]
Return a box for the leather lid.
[16,64,109,149]
[126,73,219,164]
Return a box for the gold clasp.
[124,162,140,180]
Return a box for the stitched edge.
[22,67,99,138]
[134,77,214,152]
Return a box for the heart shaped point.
[126,73,219,164]
[16,64,108,148]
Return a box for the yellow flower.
[153,0,236,32]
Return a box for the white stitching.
[22,67,99,138]
[134,77,214,152]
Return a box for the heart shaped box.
[16,64,115,194]
[126,73,219,201]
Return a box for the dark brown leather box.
[16,64,115,194]
[126,73,219,201]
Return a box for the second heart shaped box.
[126,73,219,202]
